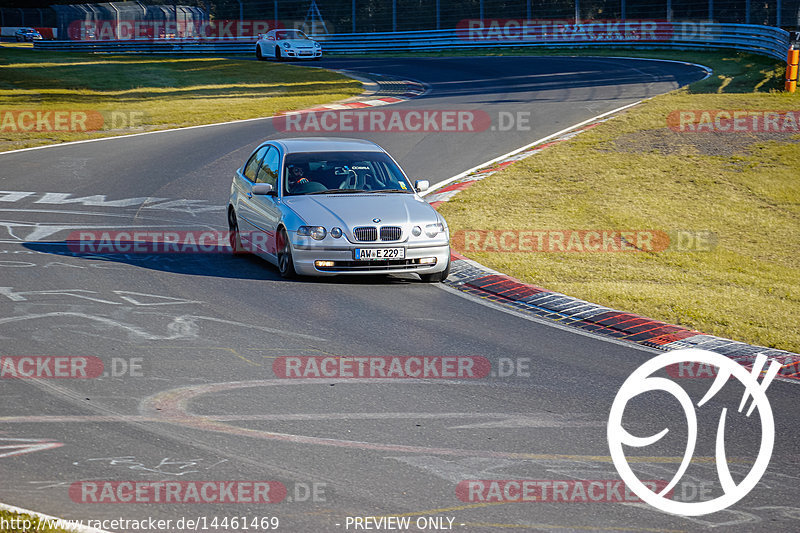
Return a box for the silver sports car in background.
[255,29,322,60]
[227,137,450,281]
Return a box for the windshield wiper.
[307,189,366,195]
[364,189,411,193]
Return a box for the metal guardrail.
[34,22,790,61]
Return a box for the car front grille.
[353,227,378,242]
[380,226,402,241]
[315,258,437,272]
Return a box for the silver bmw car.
[227,138,450,281]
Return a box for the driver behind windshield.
[287,164,312,191]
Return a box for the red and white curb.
[425,108,800,382]
[279,77,426,115]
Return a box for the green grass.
[0,509,76,533]
[437,50,800,352]
[0,45,362,151]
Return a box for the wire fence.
[1,0,797,38]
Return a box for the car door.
[266,31,278,57]
[247,145,283,260]
[234,145,268,242]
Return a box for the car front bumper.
[283,49,322,59]
[290,239,450,276]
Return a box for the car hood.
[283,193,438,233]
[279,39,316,48]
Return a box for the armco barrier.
[34,22,790,61]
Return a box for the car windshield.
[283,151,415,196]
[275,30,309,40]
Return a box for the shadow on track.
[22,241,418,285]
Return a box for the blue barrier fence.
[34,22,790,61]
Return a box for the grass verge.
[0,508,78,532]
[0,45,362,152]
[436,50,800,352]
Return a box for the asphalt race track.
[0,57,798,532]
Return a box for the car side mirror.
[414,180,429,192]
[252,183,274,195]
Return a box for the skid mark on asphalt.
[0,312,326,342]
[134,379,730,464]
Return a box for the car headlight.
[424,223,444,238]
[282,42,291,48]
[330,227,343,238]
[412,226,422,237]
[297,226,327,240]
[314,42,321,48]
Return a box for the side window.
[256,146,280,188]
[243,146,268,182]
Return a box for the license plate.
[354,248,405,260]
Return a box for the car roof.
[270,137,384,153]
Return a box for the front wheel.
[419,260,450,283]
[276,228,296,278]
[255,45,265,61]
[275,47,283,61]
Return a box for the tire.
[227,207,247,255]
[275,47,283,61]
[419,259,450,283]
[255,45,265,61]
[276,227,296,278]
